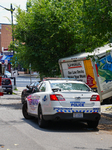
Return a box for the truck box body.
[59,44,112,103]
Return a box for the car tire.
[87,120,99,128]
[22,102,32,119]
[38,105,46,128]
[21,92,24,103]
[21,92,26,104]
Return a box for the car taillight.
[90,95,100,101]
[50,94,65,101]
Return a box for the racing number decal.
[29,99,39,105]
[28,96,40,110]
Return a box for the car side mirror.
[26,85,30,89]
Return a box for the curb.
[101,112,112,119]
[13,87,25,96]
[101,105,112,112]
[18,74,39,78]
[13,91,21,95]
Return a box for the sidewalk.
[18,72,39,78]
[101,104,112,118]
[13,87,25,96]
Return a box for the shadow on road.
[1,94,112,132]
[22,114,112,133]
[0,103,22,109]
[22,117,99,133]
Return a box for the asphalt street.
[11,75,40,87]
[0,75,112,150]
[0,94,112,150]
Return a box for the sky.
[0,0,27,24]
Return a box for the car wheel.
[21,92,24,103]
[21,92,26,104]
[87,120,99,128]
[38,105,46,128]
[22,102,32,119]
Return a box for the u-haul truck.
[58,44,112,103]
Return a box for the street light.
[0,4,16,88]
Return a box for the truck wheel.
[87,120,99,128]
[22,102,32,119]
[38,105,46,128]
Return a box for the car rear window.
[2,79,11,85]
[50,82,90,91]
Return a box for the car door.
[27,82,48,115]
[37,82,49,115]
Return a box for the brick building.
[0,23,12,52]
[0,23,28,74]
[0,23,13,71]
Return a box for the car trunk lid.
[57,91,95,107]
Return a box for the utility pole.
[0,4,16,89]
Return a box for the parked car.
[4,70,12,78]
[22,79,101,128]
[21,81,40,104]
[2,78,13,94]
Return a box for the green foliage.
[9,0,112,77]
[81,0,112,51]
[10,0,83,77]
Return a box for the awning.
[1,55,13,63]
[1,55,7,61]
[5,55,13,61]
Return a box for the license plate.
[73,113,83,118]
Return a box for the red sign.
[4,48,8,51]
[86,75,95,88]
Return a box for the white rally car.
[22,79,101,128]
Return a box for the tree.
[79,0,112,52]
[10,0,112,78]
[11,0,83,77]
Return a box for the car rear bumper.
[43,113,101,122]
[2,85,12,93]
[3,88,12,92]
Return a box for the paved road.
[0,94,112,150]
[11,76,40,87]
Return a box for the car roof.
[45,79,85,84]
[5,70,10,73]
[2,77,11,80]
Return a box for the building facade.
[0,23,13,71]
[0,23,29,74]
[0,23,12,53]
